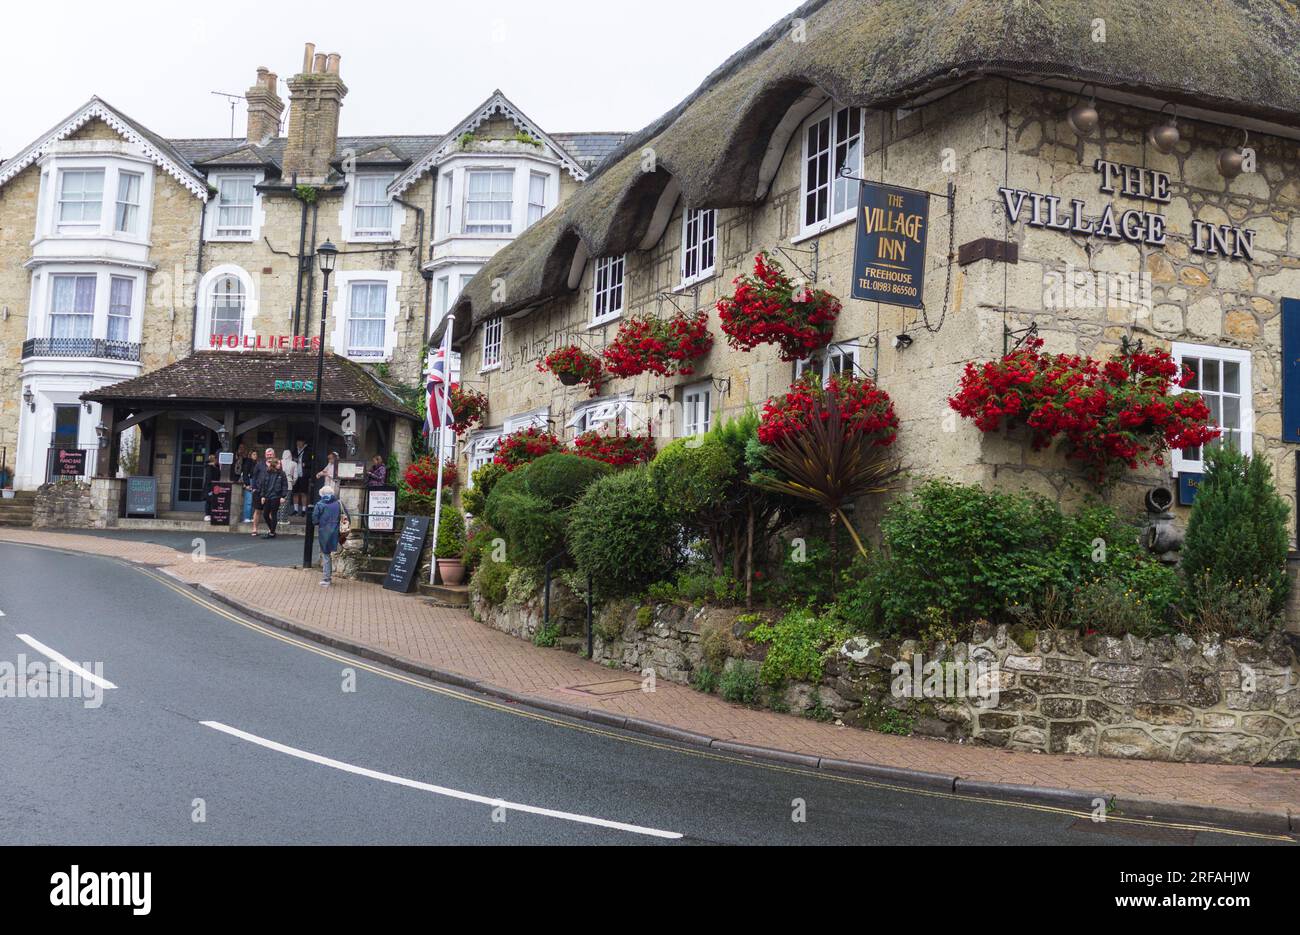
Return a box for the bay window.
[49,274,96,340]
[114,172,142,235]
[527,172,548,228]
[107,277,134,342]
[57,169,104,230]
[464,169,514,234]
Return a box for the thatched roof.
[447,0,1300,342]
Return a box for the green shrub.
[568,467,681,597]
[699,620,742,670]
[462,522,500,571]
[481,454,610,569]
[462,462,506,516]
[1180,574,1280,641]
[1069,578,1168,638]
[532,622,560,647]
[830,564,886,634]
[649,436,736,521]
[748,608,849,688]
[470,558,511,606]
[692,665,719,694]
[505,566,542,606]
[488,490,566,567]
[1182,448,1290,616]
[434,506,466,559]
[719,660,759,704]
[521,453,610,506]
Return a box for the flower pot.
[436,558,466,587]
[557,370,581,386]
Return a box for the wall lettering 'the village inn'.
[998,159,1255,260]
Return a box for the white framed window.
[468,431,502,481]
[682,381,713,437]
[57,169,104,230]
[114,172,142,235]
[482,316,502,370]
[796,342,859,384]
[107,276,134,342]
[346,281,388,357]
[1171,343,1253,474]
[214,175,255,238]
[353,173,396,238]
[592,255,625,324]
[435,276,450,316]
[504,407,550,434]
[800,104,863,235]
[681,208,717,286]
[48,274,96,339]
[464,169,514,234]
[569,395,630,434]
[527,171,548,228]
[209,274,246,342]
[440,172,453,236]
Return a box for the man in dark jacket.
[260,458,289,538]
[249,447,274,536]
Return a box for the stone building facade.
[0,43,624,503]
[445,2,1300,596]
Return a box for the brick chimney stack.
[244,67,283,145]
[282,42,347,183]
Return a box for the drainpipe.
[393,193,428,349]
[303,200,319,340]
[190,196,209,353]
[290,172,308,336]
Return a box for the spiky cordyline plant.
[751,391,900,562]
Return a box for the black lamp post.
[303,239,337,569]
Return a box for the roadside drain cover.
[567,678,645,696]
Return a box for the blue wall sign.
[851,181,929,309]
[1178,472,1204,506]
[1282,298,1300,443]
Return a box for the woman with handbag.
[311,484,349,587]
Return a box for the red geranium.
[404,456,457,494]
[717,252,840,361]
[948,338,1220,482]
[602,310,713,378]
[447,383,489,435]
[572,428,656,468]
[538,345,604,395]
[758,371,899,447]
[495,426,563,471]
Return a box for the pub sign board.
[851,181,928,309]
[383,515,430,593]
[1282,298,1300,443]
[208,482,232,527]
[55,448,86,477]
[125,476,157,517]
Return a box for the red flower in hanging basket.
[447,382,489,435]
[717,251,841,362]
[602,310,713,378]
[948,338,1220,482]
[538,345,604,394]
[758,371,899,447]
[572,428,657,468]
[403,456,457,494]
[495,426,563,471]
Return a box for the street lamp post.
[303,240,338,570]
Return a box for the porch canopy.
[81,351,421,481]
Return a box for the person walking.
[311,484,348,587]
[291,436,310,515]
[259,456,288,538]
[203,453,220,522]
[366,453,388,489]
[248,448,273,536]
[280,448,301,523]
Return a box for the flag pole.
[429,313,454,586]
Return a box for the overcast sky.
[0,0,800,156]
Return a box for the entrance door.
[173,426,212,511]
[46,405,81,482]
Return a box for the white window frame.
[463,168,515,234]
[207,173,263,241]
[107,275,134,343]
[47,273,97,340]
[504,407,550,434]
[680,207,717,287]
[344,280,389,358]
[1170,342,1253,475]
[56,168,104,232]
[467,430,502,482]
[798,103,864,239]
[681,381,713,437]
[114,171,142,235]
[481,316,502,372]
[194,264,258,350]
[331,270,401,361]
[440,171,454,237]
[568,394,632,435]
[352,173,397,240]
[591,255,625,325]
[795,342,860,384]
[526,171,548,228]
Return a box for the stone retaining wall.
[471,583,1300,766]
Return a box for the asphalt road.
[0,540,1288,846]
[38,526,308,567]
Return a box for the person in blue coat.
[311,485,347,587]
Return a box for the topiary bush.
[1182,447,1290,617]
[434,505,467,559]
[568,466,681,597]
[520,453,611,506]
[481,454,610,568]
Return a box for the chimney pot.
[302,42,316,73]
[245,65,285,145]
[325,53,341,75]
[313,52,326,73]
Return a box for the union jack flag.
[424,345,452,437]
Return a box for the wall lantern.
[216,426,230,451]
[1066,84,1099,136]
[893,332,914,350]
[83,401,93,415]
[1217,129,1248,179]
[23,387,34,412]
[95,422,109,449]
[343,431,357,459]
[1147,104,1180,154]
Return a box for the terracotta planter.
[437,558,466,586]
[557,370,581,386]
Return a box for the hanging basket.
[557,370,581,387]
[538,345,604,394]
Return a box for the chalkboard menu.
[55,448,86,476]
[383,515,430,593]
[125,476,157,517]
[208,482,232,527]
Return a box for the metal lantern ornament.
[1217,129,1248,179]
[1067,85,1099,136]
[1147,105,1180,154]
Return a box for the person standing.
[239,448,258,522]
[314,450,339,498]
[203,453,220,522]
[291,436,310,515]
[280,448,302,523]
[250,447,274,536]
[311,484,348,587]
[260,457,288,538]
[366,454,388,489]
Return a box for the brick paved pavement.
[4,528,1297,823]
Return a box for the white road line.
[15,634,117,690]
[201,720,682,840]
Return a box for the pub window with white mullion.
[1173,345,1252,470]
[214,176,255,237]
[353,174,396,237]
[48,274,96,340]
[802,105,862,232]
[114,172,142,235]
[57,169,104,229]
[464,169,514,234]
[592,255,625,323]
[346,281,388,356]
[681,208,717,284]
[107,276,134,342]
[482,316,502,369]
[682,383,712,437]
